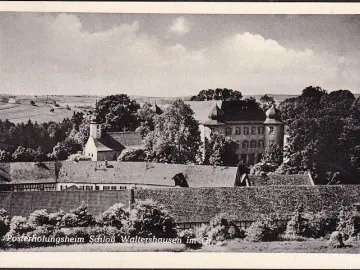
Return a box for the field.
[4,239,360,253]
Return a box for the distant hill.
[0,92,359,124]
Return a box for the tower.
[263,104,284,147]
[89,101,101,139]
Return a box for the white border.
[0,1,359,14]
[1,1,360,268]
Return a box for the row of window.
[59,185,137,191]
[224,126,265,136]
[214,126,275,136]
[11,184,56,192]
[238,140,264,149]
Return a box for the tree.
[259,94,275,111]
[144,99,202,164]
[0,150,11,162]
[190,88,243,101]
[205,132,239,166]
[135,103,156,138]
[97,203,129,230]
[262,143,283,166]
[12,146,37,162]
[279,86,360,184]
[97,94,140,132]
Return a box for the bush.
[125,199,177,238]
[66,203,95,227]
[199,213,243,244]
[0,209,10,247]
[3,216,33,248]
[97,203,129,230]
[178,228,202,249]
[246,217,280,242]
[27,209,50,229]
[285,207,333,239]
[337,207,359,241]
[118,149,146,162]
[48,210,65,228]
[250,162,278,175]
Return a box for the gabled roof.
[0,162,57,184]
[249,174,312,186]
[93,131,143,152]
[57,161,238,187]
[106,132,142,148]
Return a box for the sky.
[1,13,360,97]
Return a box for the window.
[241,154,247,163]
[120,186,127,190]
[103,186,110,190]
[225,128,232,136]
[250,140,256,148]
[258,126,264,134]
[242,140,249,148]
[269,126,274,134]
[78,185,85,190]
[235,127,241,135]
[257,154,262,162]
[244,127,249,135]
[111,186,117,190]
[251,127,256,135]
[258,140,264,148]
[95,186,100,191]
[85,186,93,191]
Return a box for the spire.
[264,104,282,124]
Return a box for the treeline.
[0,112,86,162]
[278,86,360,184]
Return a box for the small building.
[84,114,142,161]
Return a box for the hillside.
[1,93,359,124]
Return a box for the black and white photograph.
[1,2,360,260]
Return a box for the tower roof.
[152,103,163,114]
[264,104,282,124]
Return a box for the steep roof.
[3,185,360,223]
[135,185,360,223]
[221,100,265,122]
[57,161,238,187]
[249,174,313,186]
[185,101,222,124]
[1,162,57,184]
[106,132,142,149]
[264,104,283,124]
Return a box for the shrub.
[48,210,65,228]
[27,209,50,228]
[63,203,95,227]
[285,207,334,239]
[250,162,278,175]
[97,203,129,230]
[337,207,359,241]
[199,213,243,244]
[178,228,202,249]
[0,150,11,162]
[61,227,90,243]
[25,225,55,247]
[0,209,10,247]
[3,216,33,248]
[125,199,177,238]
[246,217,280,242]
[118,149,146,162]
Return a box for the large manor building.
[188,100,285,165]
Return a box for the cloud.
[0,13,358,97]
[168,17,191,36]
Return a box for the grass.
[4,242,187,252]
[4,239,360,253]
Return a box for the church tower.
[89,101,101,139]
[263,104,284,147]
